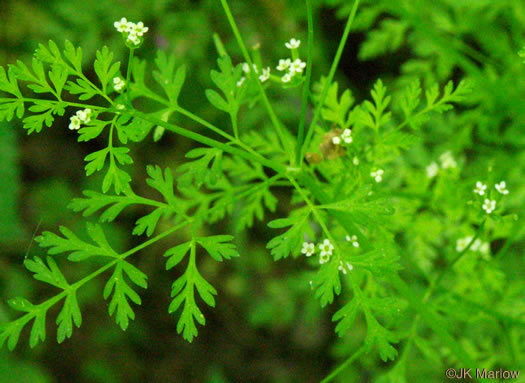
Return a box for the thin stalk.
[0,98,110,112]
[132,111,287,174]
[296,0,314,164]
[219,0,291,162]
[176,105,237,141]
[125,48,135,106]
[128,89,267,164]
[300,0,360,165]
[320,345,366,383]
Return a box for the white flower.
[127,33,141,46]
[426,161,439,178]
[281,73,292,83]
[289,59,306,74]
[113,77,126,92]
[332,136,341,145]
[68,115,81,130]
[345,235,359,248]
[276,59,291,71]
[341,129,353,144]
[285,38,301,49]
[371,169,384,183]
[338,261,353,274]
[259,67,271,83]
[319,239,334,263]
[473,181,487,196]
[114,17,129,33]
[495,181,509,195]
[352,157,359,166]
[76,108,92,124]
[456,236,472,252]
[236,77,245,87]
[440,151,457,169]
[131,21,149,36]
[301,242,315,257]
[482,199,496,214]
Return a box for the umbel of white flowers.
[277,39,306,83]
[114,17,149,46]
[301,236,357,274]
[472,180,509,214]
[69,108,92,130]
[113,77,126,92]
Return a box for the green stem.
[0,98,110,112]
[133,111,287,174]
[296,0,314,164]
[176,105,236,141]
[320,345,366,383]
[231,111,239,140]
[125,48,135,106]
[127,89,268,166]
[69,69,114,106]
[219,0,291,163]
[300,0,361,165]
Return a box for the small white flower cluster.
[301,239,335,264]
[236,38,305,87]
[426,151,458,179]
[345,235,359,248]
[456,236,489,255]
[69,108,92,130]
[277,39,306,83]
[473,180,509,214]
[302,236,358,274]
[332,129,353,145]
[318,239,334,264]
[114,17,149,47]
[371,169,384,183]
[113,77,126,92]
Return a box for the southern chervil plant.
[3,1,510,381]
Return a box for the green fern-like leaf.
[103,260,148,331]
[267,210,311,260]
